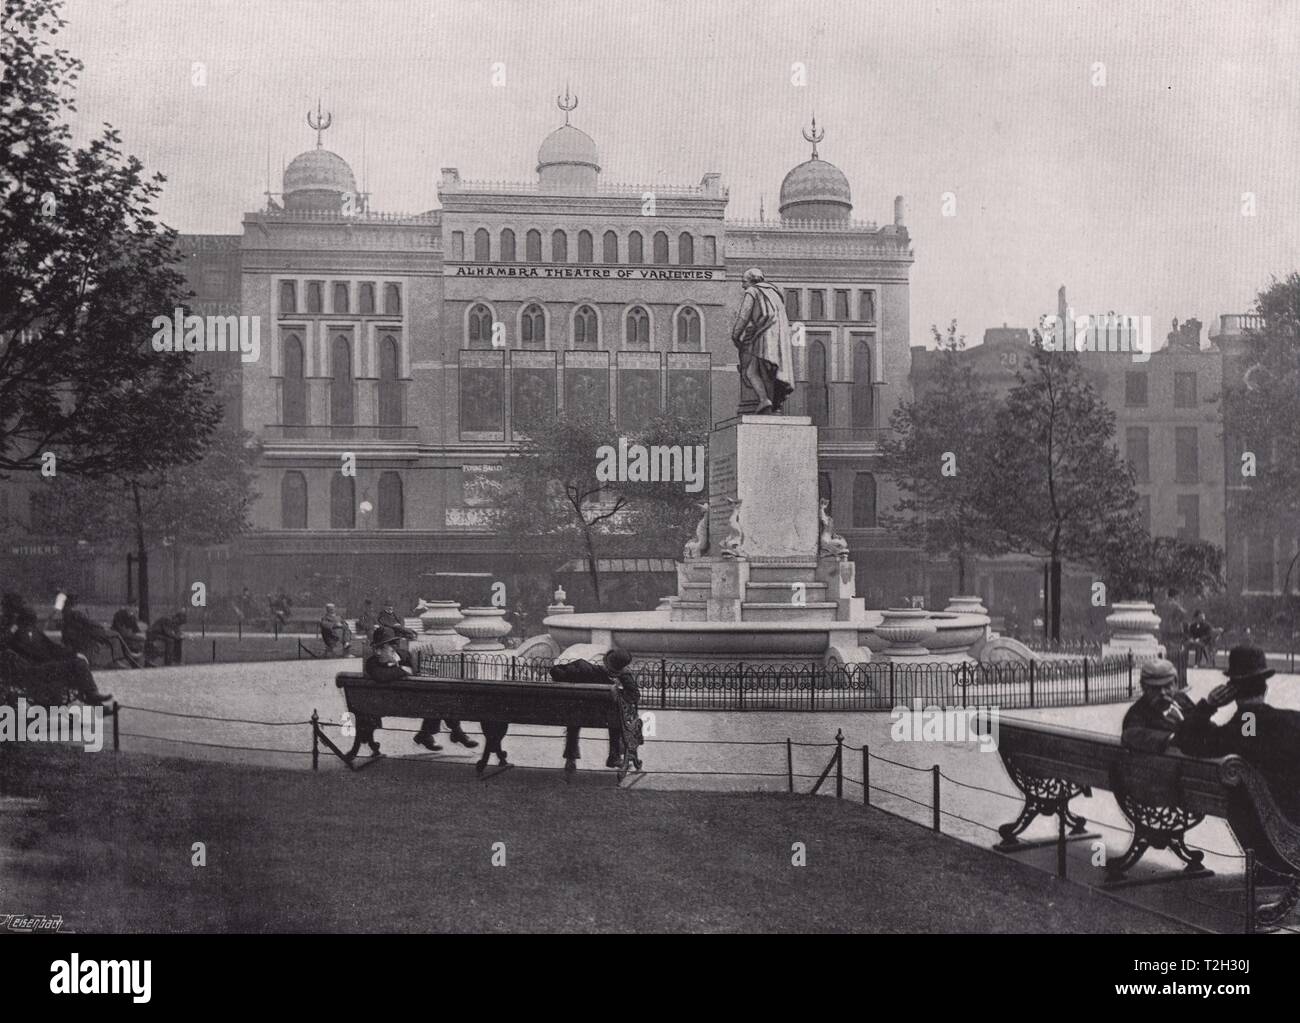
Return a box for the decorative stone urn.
[455,607,513,651]
[944,595,988,616]
[874,608,938,660]
[546,585,574,617]
[1102,600,1165,663]
[419,600,464,635]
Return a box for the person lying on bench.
[319,603,353,657]
[1176,644,1300,888]
[550,647,638,773]
[1121,658,1196,753]
[365,625,477,754]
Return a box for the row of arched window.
[280,333,404,427]
[280,280,402,317]
[281,472,405,529]
[819,472,879,529]
[465,302,702,351]
[451,228,717,266]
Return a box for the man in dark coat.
[550,647,638,772]
[319,603,352,657]
[111,607,146,655]
[2,593,111,705]
[1121,658,1196,753]
[1176,645,1300,883]
[147,611,186,666]
[60,594,114,662]
[370,608,477,753]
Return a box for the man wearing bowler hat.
[1176,644,1300,918]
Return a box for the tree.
[491,409,706,609]
[31,424,260,620]
[1222,272,1300,528]
[879,321,1004,593]
[979,335,1144,639]
[1,0,218,477]
[1103,532,1224,604]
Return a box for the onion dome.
[537,87,600,193]
[283,102,357,211]
[778,116,852,222]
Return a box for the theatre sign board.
[445,263,725,282]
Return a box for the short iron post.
[931,764,940,832]
[1127,650,1134,697]
[311,710,320,771]
[1029,658,1036,708]
[737,661,745,711]
[111,700,120,752]
[862,745,870,805]
[211,639,217,663]
[1244,849,1256,934]
[834,729,844,799]
[785,738,793,793]
[659,659,666,709]
[1056,806,1068,879]
[1082,655,1090,703]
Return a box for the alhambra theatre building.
[218,100,916,612]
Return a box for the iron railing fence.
[414,648,1137,711]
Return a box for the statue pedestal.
[708,415,818,560]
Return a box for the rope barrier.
[117,731,311,756]
[115,704,311,727]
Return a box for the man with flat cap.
[1121,658,1195,753]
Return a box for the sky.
[55,0,1300,348]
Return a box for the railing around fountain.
[413,649,1137,711]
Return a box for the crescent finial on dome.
[802,113,824,159]
[307,98,332,149]
[557,83,578,126]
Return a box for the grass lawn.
[1,745,1188,933]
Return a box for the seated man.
[1121,658,1195,753]
[1,593,111,705]
[367,623,477,754]
[60,594,114,662]
[319,603,352,657]
[111,607,146,654]
[1176,645,1300,889]
[146,611,186,666]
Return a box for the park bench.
[328,672,626,780]
[994,718,1300,928]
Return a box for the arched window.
[525,229,542,262]
[307,282,323,313]
[384,283,401,315]
[678,233,694,265]
[378,471,404,529]
[551,229,568,263]
[378,335,402,426]
[279,281,297,315]
[474,228,490,262]
[652,231,669,264]
[331,335,354,429]
[467,304,493,349]
[577,230,593,263]
[521,304,546,349]
[628,231,643,264]
[675,307,701,351]
[281,472,307,529]
[282,335,306,427]
[359,282,376,314]
[330,474,355,529]
[806,339,829,427]
[625,306,650,350]
[574,305,598,350]
[500,228,516,262]
[332,282,349,314]
[851,339,874,428]
[602,230,619,263]
[853,473,877,529]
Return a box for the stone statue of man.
[730,267,795,414]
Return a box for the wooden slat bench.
[995,718,1300,928]
[330,672,625,780]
